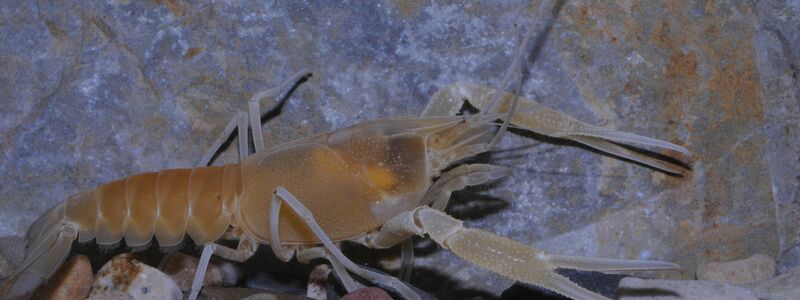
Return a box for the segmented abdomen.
[63,164,242,247]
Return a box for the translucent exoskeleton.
[1,31,690,300]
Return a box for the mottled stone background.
[1,0,798,298]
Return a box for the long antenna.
[486,28,531,150]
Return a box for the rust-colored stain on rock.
[665,51,699,80]
[651,20,675,49]
[390,0,423,18]
[44,21,68,40]
[559,0,778,279]
[185,47,203,60]
[155,0,187,17]
[32,255,92,300]
[708,62,764,120]
[97,254,143,291]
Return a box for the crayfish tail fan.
[1,203,77,299]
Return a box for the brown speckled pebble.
[85,288,134,300]
[32,255,92,300]
[89,253,182,300]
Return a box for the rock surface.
[32,255,92,300]
[745,266,800,300]
[0,0,798,298]
[617,277,759,300]
[0,236,24,272]
[0,251,13,279]
[86,289,134,300]
[199,286,311,300]
[86,288,134,300]
[697,253,776,284]
[89,253,182,300]
[341,287,393,300]
[158,252,241,292]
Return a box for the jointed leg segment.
[188,237,257,300]
[398,239,414,282]
[249,70,312,152]
[423,164,512,211]
[188,70,312,300]
[200,70,358,300]
[423,83,692,174]
[379,206,678,300]
[383,164,511,283]
[296,247,363,293]
[271,187,421,300]
[189,112,256,300]
[366,158,678,299]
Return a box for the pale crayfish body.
[2,33,690,300]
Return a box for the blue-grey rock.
[0,253,12,281]
[697,253,776,285]
[618,277,759,300]
[0,0,798,298]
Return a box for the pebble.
[32,255,93,300]
[158,252,241,292]
[617,277,758,300]
[697,253,776,284]
[341,287,393,300]
[305,264,330,300]
[88,253,182,300]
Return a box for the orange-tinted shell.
[64,117,467,247]
[64,165,241,247]
[236,119,434,244]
